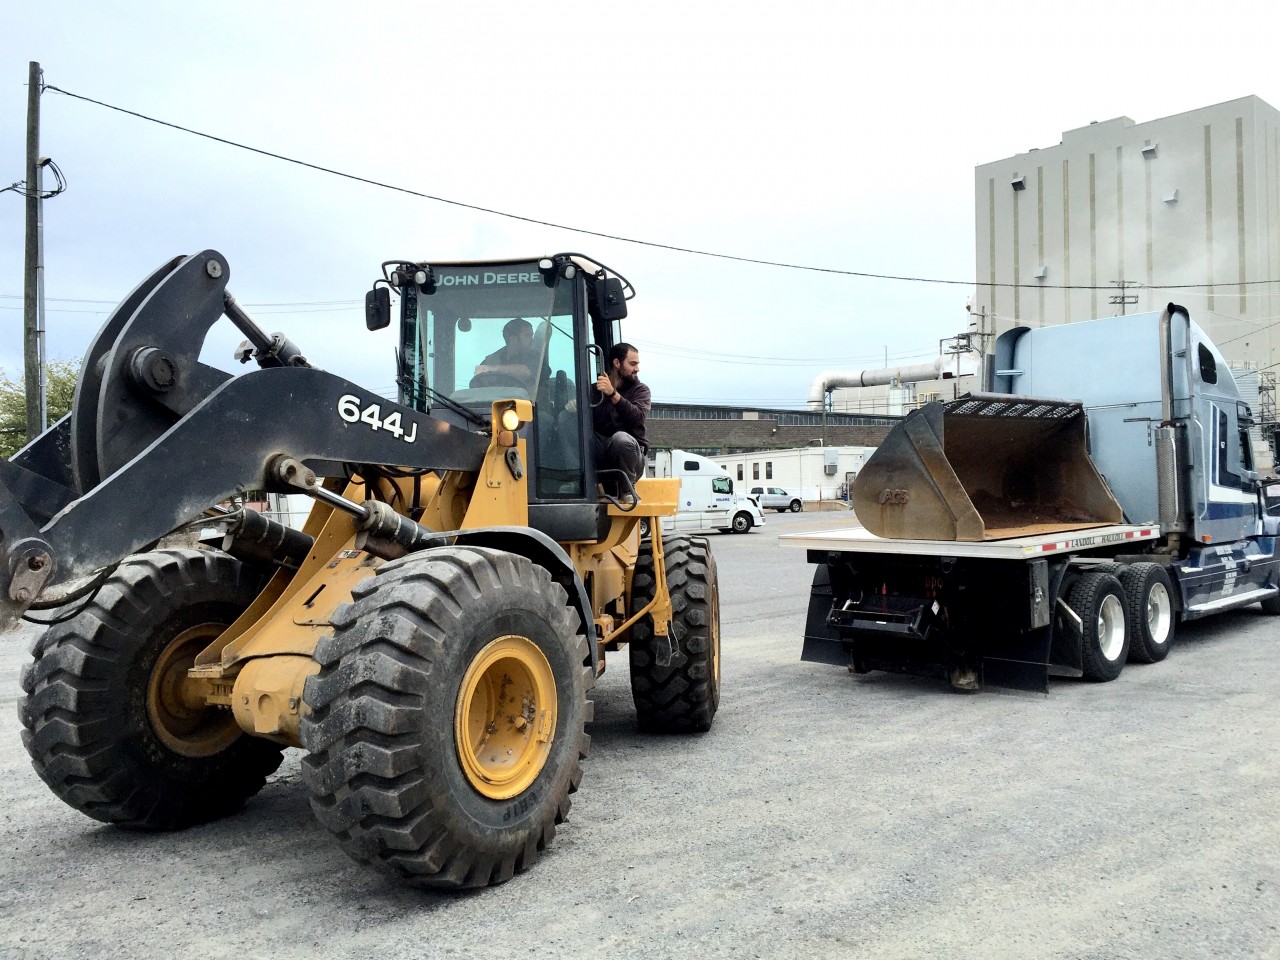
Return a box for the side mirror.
[365,286,391,331]
[593,277,628,321]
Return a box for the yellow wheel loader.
[2,250,721,888]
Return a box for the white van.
[647,449,766,536]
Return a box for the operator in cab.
[591,342,649,484]
[473,317,543,386]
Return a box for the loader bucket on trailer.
[851,394,1123,541]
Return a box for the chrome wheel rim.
[1097,594,1126,661]
[1146,582,1172,646]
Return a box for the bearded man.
[591,342,649,483]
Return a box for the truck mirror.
[1264,482,1280,517]
[594,277,628,321]
[365,287,391,331]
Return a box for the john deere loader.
[2,250,720,888]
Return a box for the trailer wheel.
[19,549,284,829]
[629,536,721,732]
[300,546,592,889]
[731,511,752,534]
[1118,563,1176,663]
[1067,572,1130,681]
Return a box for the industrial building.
[644,402,895,457]
[972,95,1280,370]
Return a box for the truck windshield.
[400,262,575,413]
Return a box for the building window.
[737,465,743,481]
[765,462,773,480]
[752,463,760,480]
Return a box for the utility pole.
[1109,279,1139,316]
[23,61,44,439]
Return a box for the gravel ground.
[2,511,1278,959]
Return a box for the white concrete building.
[827,377,975,416]
[972,95,1280,371]
[712,445,877,503]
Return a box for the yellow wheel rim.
[455,635,558,801]
[710,578,722,689]
[147,623,241,758]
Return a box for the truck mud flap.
[801,564,1052,692]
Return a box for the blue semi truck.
[787,304,1280,692]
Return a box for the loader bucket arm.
[0,366,487,627]
[851,394,1123,541]
[0,249,490,629]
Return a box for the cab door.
[707,476,734,524]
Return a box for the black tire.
[19,549,284,829]
[1118,563,1177,664]
[789,500,803,513]
[1066,572,1130,682]
[775,508,787,514]
[300,546,592,889]
[629,536,720,733]
[731,511,752,534]
[639,517,651,539]
[1261,594,1280,614]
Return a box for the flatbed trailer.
[785,521,1184,693]
[784,523,1160,561]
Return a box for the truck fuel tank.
[851,394,1123,541]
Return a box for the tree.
[0,359,81,459]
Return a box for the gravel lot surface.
[2,511,1278,959]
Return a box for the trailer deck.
[782,522,1161,560]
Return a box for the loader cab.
[388,256,628,507]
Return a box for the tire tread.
[629,536,721,733]
[300,546,592,889]
[20,549,284,830]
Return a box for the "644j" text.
[337,394,418,443]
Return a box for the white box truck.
[649,449,766,535]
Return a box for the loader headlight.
[500,408,521,431]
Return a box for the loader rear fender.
[449,526,601,674]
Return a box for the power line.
[634,340,937,366]
[42,83,1280,294]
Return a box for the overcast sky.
[2,1,1277,410]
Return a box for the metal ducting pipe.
[806,354,981,410]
